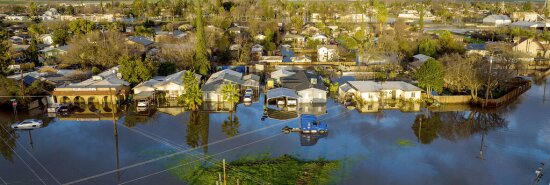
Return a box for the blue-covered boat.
[299,114,328,134]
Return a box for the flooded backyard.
[2,78,550,185]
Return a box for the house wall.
[298,88,327,103]
[203,92,222,102]
[317,48,335,62]
[359,92,380,102]
[133,86,155,95]
[156,83,184,98]
[513,39,548,58]
[357,90,421,102]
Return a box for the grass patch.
[169,154,341,185]
[397,139,416,147]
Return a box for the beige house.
[513,38,549,58]
[339,81,423,102]
[133,70,201,99]
[511,12,539,22]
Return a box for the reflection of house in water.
[356,101,421,113]
[157,107,186,116]
[57,111,122,121]
[300,133,327,146]
[52,66,130,115]
[298,103,327,115]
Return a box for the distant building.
[282,33,306,48]
[259,56,283,63]
[311,34,328,44]
[513,38,549,58]
[39,34,54,45]
[317,45,338,62]
[466,43,487,56]
[511,12,539,22]
[5,15,28,21]
[291,55,312,63]
[126,36,154,52]
[482,15,511,26]
[410,54,432,70]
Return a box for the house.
[228,26,243,34]
[242,74,260,92]
[510,21,544,29]
[317,45,338,62]
[5,15,28,21]
[202,69,244,102]
[511,12,539,22]
[259,56,283,63]
[254,34,266,41]
[513,38,549,58]
[340,14,375,23]
[311,34,328,43]
[39,45,69,59]
[466,43,487,56]
[291,55,312,63]
[127,36,154,52]
[282,33,306,48]
[9,36,25,44]
[155,30,187,42]
[410,54,432,70]
[482,15,511,27]
[270,69,295,83]
[280,70,327,104]
[41,8,59,20]
[251,44,264,59]
[398,10,437,22]
[338,81,422,102]
[133,70,201,99]
[39,34,54,45]
[52,66,131,113]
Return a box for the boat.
[282,114,328,134]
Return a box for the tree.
[418,38,439,57]
[375,2,388,32]
[118,55,153,84]
[540,31,550,57]
[27,24,44,39]
[52,29,70,46]
[418,3,425,32]
[157,62,177,76]
[411,114,440,144]
[416,58,445,96]
[194,0,211,75]
[437,30,465,54]
[521,1,532,12]
[68,19,95,35]
[178,70,202,111]
[0,29,12,73]
[222,114,239,137]
[221,82,240,111]
[27,2,38,17]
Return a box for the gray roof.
[280,70,327,91]
[63,66,129,88]
[201,80,224,92]
[205,69,243,85]
[466,43,486,50]
[413,54,431,62]
[128,36,154,46]
[346,81,422,92]
[267,87,299,99]
[483,15,511,22]
[133,70,201,90]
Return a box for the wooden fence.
[432,95,472,104]
[474,80,531,108]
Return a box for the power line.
[118,133,284,185]
[0,126,47,185]
[63,104,346,185]
[117,106,351,185]
[0,176,6,185]
[0,126,61,185]
[125,124,268,185]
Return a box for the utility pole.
[223,159,227,185]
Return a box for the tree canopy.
[118,55,153,84]
[178,70,202,111]
[416,58,445,95]
[194,0,211,75]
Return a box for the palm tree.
[222,114,239,137]
[178,70,202,111]
[221,82,241,111]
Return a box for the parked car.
[243,94,252,102]
[287,99,297,106]
[57,104,70,115]
[11,119,43,129]
[245,88,253,95]
[137,99,148,107]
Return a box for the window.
[411,92,415,98]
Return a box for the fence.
[432,95,473,104]
[474,79,531,108]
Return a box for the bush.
[91,66,101,74]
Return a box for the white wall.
[298,88,327,103]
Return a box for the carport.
[266,87,299,106]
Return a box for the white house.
[254,34,266,41]
[283,33,306,47]
[482,15,511,26]
[202,69,243,102]
[39,34,54,45]
[281,70,327,103]
[270,69,295,82]
[251,44,264,55]
[133,70,201,99]
[5,15,28,21]
[317,45,338,62]
[41,8,59,20]
[311,34,328,43]
[339,81,423,102]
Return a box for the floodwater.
[2,78,550,185]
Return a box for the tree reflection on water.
[0,123,16,162]
[412,109,508,144]
[186,111,209,154]
[222,112,239,138]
